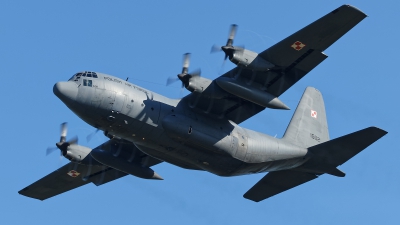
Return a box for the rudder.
[283,87,329,148]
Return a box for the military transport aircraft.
[19,5,387,202]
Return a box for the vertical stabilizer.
[283,87,329,148]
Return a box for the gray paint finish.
[19,5,387,202]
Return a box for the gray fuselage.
[54,72,309,176]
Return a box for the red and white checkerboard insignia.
[67,170,80,178]
[311,110,317,119]
[291,41,306,51]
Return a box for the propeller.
[86,128,100,142]
[211,24,238,60]
[166,53,201,89]
[46,122,78,157]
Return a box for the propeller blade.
[210,24,239,61]
[226,24,238,47]
[67,136,78,145]
[46,147,58,156]
[86,129,99,142]
[219,59,227,75]
[189,68,201,77]
[59,151,63,165]
[166,76,180,86]
[182,53,190,74]
[179,84,184,98]
[60,122,67,143]
[211,44,222,53]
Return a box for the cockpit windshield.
[68,71,98,81]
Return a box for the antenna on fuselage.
[126,77,129,81]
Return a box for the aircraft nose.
[53,82,78,104]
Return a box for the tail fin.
[283,87,329,148]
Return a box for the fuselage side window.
[88,80,92,87]
[83,79,87,86]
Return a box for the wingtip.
[368,126,388,136]
[243,193,261,202]
[343,4,368,17]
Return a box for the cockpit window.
[68,75,75,81]
[83,79,87,86]
[70,71,98,82]
[88,80,92,87]
[81,71,98,78]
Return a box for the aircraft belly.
[233,158,309,175]
[134,141,244,176]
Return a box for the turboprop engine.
[46,122,92,164]
[211,24,275,71]
[230,48,275,71]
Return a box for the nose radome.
[53,82,78,104]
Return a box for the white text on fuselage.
[103,76,150,95]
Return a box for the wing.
[179,5,366,124]
[18,162,123,200]
[19,139,162,200]
[243,170,318,202]
[257,5,367,97]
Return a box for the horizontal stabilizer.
[307,127,387,167]
[244,170,317,202]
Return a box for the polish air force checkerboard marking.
[311,110,317,119]
[291,41,306,51]
[67,170,80,178]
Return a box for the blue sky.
[1,1,399,224]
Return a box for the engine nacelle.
[230,48,275,71]
[64,145,92,162]
[185,76,212,93]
